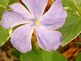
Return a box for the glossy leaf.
[0,0,10,8]
[73,0,81,15]
[0,27,10,46]
[0,8,4,19]
[74,0,81,7]
[11,49,20,58]
[9,0,20,5]
[0,0,10,19]
[60,0,81,46]
[20,48,67,61]
[79,34,81,38]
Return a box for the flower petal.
[9,2,34,19]
[1,10,32,29]
[11,24,34,53]
[40,0,67,30]
[22,0,48,18]
[35,26,62,51]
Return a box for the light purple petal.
[35,25,62,51]
[11,24,34,53]
[22,0,48,18]
[40,0,67,30]
[1,10,32,29]
[9,2,34,19]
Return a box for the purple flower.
[1,0,67,53]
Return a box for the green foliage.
[0,8,4,19]
[0,27,10,46]
[0,0,10,19]
[11,49,20,58]
[20,48,67,61]
[76,52,81,61]
[79,34,81,38]
[74,0,81,6]
[9,0,20,5]
[0,0,20,46]
[60,0,81,46]
[0,0,20,19]
[0,0,10,8]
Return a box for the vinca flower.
[1,0,67,53]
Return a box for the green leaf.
[76,52,81,61]
[73,0,81,15]
[0,0,10,19]
[0,0,10,8]
[74,0,81,7]
[20,49,43,61]
[20,49,67,61]
[9,0,20,5]
[79,34,81,38]
[42,51,68,61]
[0,8,4,19]
[11,49,20,58]
[0,27,10,46]
[60,0,81,46]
